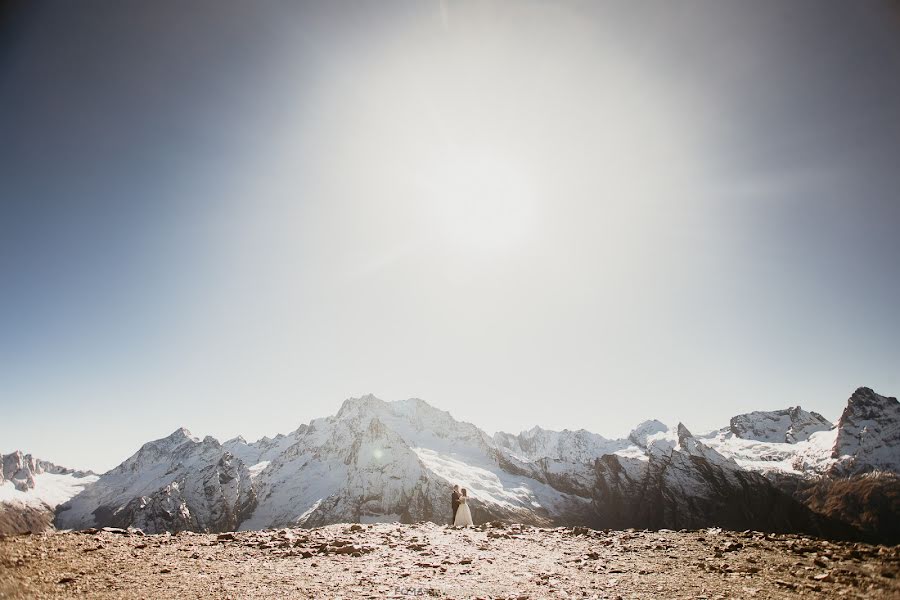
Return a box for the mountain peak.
[838,386,898,426]
[831,387,900,475]
[336,394,386,418]
[628,419,668,447]
[729,406,833,444]
[676,423,694,443]
[847,387,897,409]
[166,427,195,442]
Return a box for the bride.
[453,488,474,527]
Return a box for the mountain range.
[2,387,898,543]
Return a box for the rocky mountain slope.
[699,388,900,479]
[495,420,847,537]
[5,386,893,543]
[222,427,308,477]
[831,387,900,475]
[55,429,255,534]
[0,452,97,536]
[728,406,833,443]
[698,387,900,542]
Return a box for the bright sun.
[419,150,539,253]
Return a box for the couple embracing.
[450,484,474,527]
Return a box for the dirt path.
[1,523,897,599]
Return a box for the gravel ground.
[1,523,898,599]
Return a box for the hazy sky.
[2,1,899,472]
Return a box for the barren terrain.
[1,523,898,599]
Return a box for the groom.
[451,484,461,524]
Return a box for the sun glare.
[419,150,539,253]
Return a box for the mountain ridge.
[4,386,895,542]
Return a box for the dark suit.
[451,490,461,524]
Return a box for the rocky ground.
[1,523,898,599]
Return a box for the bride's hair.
[461,488,467,496]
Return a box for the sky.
[2,1,899,472]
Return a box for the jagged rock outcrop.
[0,452,97,535]
[2,451,39,492]
[55,429,256,534]
[223,426,309,468]
[1,451,91,492]
[830,387,900,475]
[494,426,628,463]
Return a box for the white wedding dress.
[454,496,474,527]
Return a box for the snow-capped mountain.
[493,419,837,535]
[494,426,629,463]
[696,387,900,542]
[2,450,92,492]
[0,451,97,535]
[243,396,591,530]
[56,428,255,534]
[728,406,833,443]
[830,387,900,475]
[223,426,308,471]
[11,385,893,543]
[699,387,899,479]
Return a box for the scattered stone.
[1,524,898,598]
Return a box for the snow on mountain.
[699,388,900,479]
[505,418,830,533]
[629,419,688,458]
[21,386,895,542]
[0,451,98,535]
[700,427,839,477]
[242,395,592,530]
[223,426,308,470]
[240,389,896,535]
[1,450,94,492]
[685,387,900,542]
[0,472,99,510]
[56,428,255,534]
[491,414,827,532]
[830,387,900,475]
[728,406,833,443]
[694,406,837,477]
[627,419,668,447]
[493,426,629,463]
